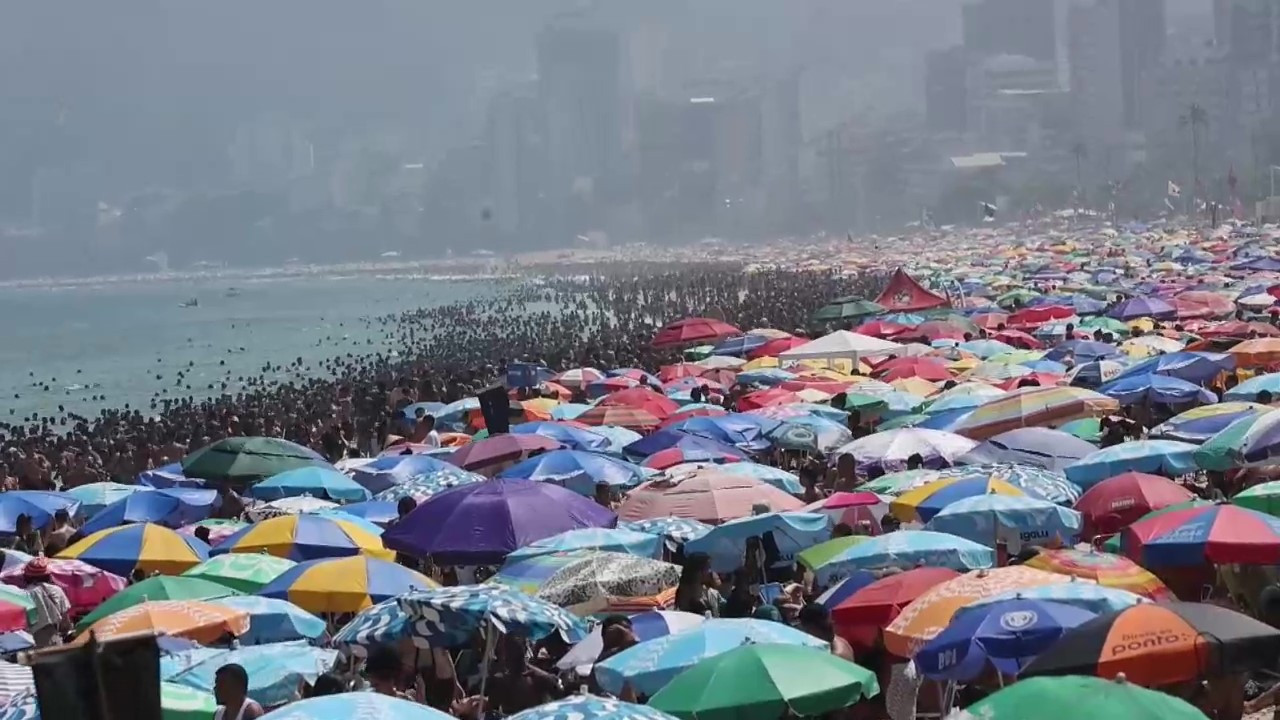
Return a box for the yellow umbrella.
[742,357,780,370]
[890,377,940,397]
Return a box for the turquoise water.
[0,274,500,421]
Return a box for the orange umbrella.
[75,600,249,644]
[1025,548,1172,600]
[1229,338,1280,368]
[883,566,1070,656]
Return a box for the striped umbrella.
[259,555,437,613]
[491,550,681,610]
[952,386,1119,441]
[209,514,392,562]
[1064,440,1199,489]
[890,477,1026,523]
[618,517,712,543]
[58,523,209,576]
[930,464,1082,505]
[1150,402,1270,444]
[577,406,664,432]
[1025,548,1172,600]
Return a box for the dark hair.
[396,497,417,516]
[308,673,345,697]
[365,644,402,681]
[600,614,633,632]
[215,663,249,692]
[798,603,834,639]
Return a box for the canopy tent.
[874,268,950,312]
[778,331,904,363]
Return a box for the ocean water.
[0,274,502,421]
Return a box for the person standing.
[213,663,264,720]
[25,558,70,648]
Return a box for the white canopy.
[778,330,904,362]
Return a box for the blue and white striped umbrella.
[209,596,325,646]
[931,464,1082,505]
[509,696,680,720]
[398,585,589,648]
[808,530,994,584]
[371,468,485,504]
[1064,440,1199,489]
[261,692,451,720]
[618,517,712,544]
[331,598,414,656]
[924,495,1082,549]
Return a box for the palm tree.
[1180,103,1209,212]
[1071,141,1088,208]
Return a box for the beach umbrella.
[446,434,564,477]
[796,536,871,573]
[63,482,142,517]
[1066,359,1128,388]
[668,461,801,496]
[1228,337,1280,368]
[59,523,208,576]
[74,576,238,633]
[1065,440,1198,489]
[889,476,1026,523]
[370,468,486,504]
[662,416,774,453]
[180,436,329,483]
[1192,411,1272,471]
[176,518,247,546]
[577,405,664,432]
[952,386,1119,441]
[0,683,220,720]
[79,488,216,536]
[684,512,830,573]
[858,469,939,496]
[642,445,746,471]
[914,598,1096,681]
[552,403,594,421]
[165,642,341,710]
[957,339,1016,359]
[492,550,680,611]
[1232,480,1280,516]
[1043,340,1121,363]
[246,496,339,521]
[513,696,680,720]
[1073,472,1195,539]
[249,692,448,720]
[0,492,81,534]
[711,333,771,356]
[883,566,1071,656]
[829,567,960,648]
[966,583,1150,615]
[762,416,852,455]
[931,463,1081,504]
[747,401,848,423]
[1021,601,1280,686]
[553,367,607,389]
[509,421,611,452]
[1120,503,1280,566]
[349,453,456,494]
[0,558,125,616]
[1149,402,1269,443]
[594,618,827,696]
[398,584,589,648]
[925,495,1081,549]
[1059,417,1103,443]
[1109,296,1175,320]
[507,528,662,561]
[330,598,416,655]
[210,514,391,562]
[830,428,977,474]
[956,675,1207,720]
[208,596,325,645]
[0,588,33,634]
[647,644,879,720]
[75,600,249,644]
[259,555,436,613]
[812,297,886,322]
[1024,548,1172,599]
[497,449,649,496]
[588,376,643,399]
[815,571,879,611]
[1224,371,1280,401]
[616,473,804,525]
[802,491,889,531]
[653,318,741,348]
[247,467,370,502]
[925,383,1007,415]
[382,477,617,566]
[325,500,398,526]
[1099,373,1217,406]
[956,427,1097,473]
[807,530,994,584]
[617,517,712,543]
[181,553,297,594]
[558,611,707,671]
[1113,350,1234,384]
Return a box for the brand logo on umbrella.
[999,610,1038,630]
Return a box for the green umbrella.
[1059,417,1102,443]
[797,536,870,571]
[1233,480,1280,516]
[812,297,885,322]
[1079,317,1132,337]
[684,345,715,360]
[75,576,240,632]
[859,469,937,496]
[1101,500,1212,552]
[0,585,36,630]
[875,414,930,431]
[841,394,889,413]
[181,553,298,593]
[161,681,218,720]
[648,643,879,720]
[180,436,331,483]
[1193,413,1263,471]
[955,675,1206,720]
[996,289,1040,308]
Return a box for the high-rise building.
[962,0,1057,64]
[926,46,969,133]
[1215,0,1280,65]
[487,89,547,239]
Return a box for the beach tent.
[778,331,904,363]
[874,268,950,312]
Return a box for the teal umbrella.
[812,297,885,322]
[180,437,330,483]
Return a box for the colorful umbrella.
[616,473,804,525]
[965,583,1150,615]
[830,567,959,650]
[210,514,391,562]
[653,318,742,348]
[1113,350,1235,384]
[1232,480,1280,516]
[176,518,246,546]
[75,600,249,644]
[247,467,371,502]
[883,566,1071,656]
[59,523,209,576]
[75,576,238,632]
[180,436,330,483]
[1224,371,1280,401]
[931,463,1082,505]
[812,297,886,322]
[64,482,143,517]
[0,558,125,616]
[382,477,617,566]
[350,454,457,494]
[953,675,1208,720]
[557,611,706,671]
[492,550,680,611]
[506,528,663,561]
[553,367,607,390]
[1120,503,1280,566]
[1064,440,1199,489]
[1059,417,1103,443]
[259,555,437,613]
[0,588,32,634]
[1025,549,1171,599]
[858,469,939,496]
[398,584,589,648]
[180,553,297,594]
[807,530,994,584]
[684,512,830,573]
[577,405,664,432]
[889,476,1026,523]
[330,598,416,655]
[370,468,486,504]
[1021,601,1280,686]
[0,683,221,720]
[647,644,879,720]
[952,386,1119,441]
[1149,402,1269,444]
[210,595,325,645]
[253,692,449,720]
[594,618,827,696]
[617,517,712,543]
[78,488,216,536]
[446,434,564,477]
[1073,472,1195,539]
[925,495,1082,549]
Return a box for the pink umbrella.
[803,492,889,535]
[617,472,805,525]
[553,367,607,390]
[652,318,741,348]
[3,558,126,615]
[446,434,564,477]
[598,388,679,418]
[658,363,707,382]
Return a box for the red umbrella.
[873,357,953,382]
[658,363,706,382]
[1075,472,1195,539]
[897,321,967,343]
[1172,297,1215,320]
[831,567,960,650]
[599,387,679,419]
[972,312,1009,330]
[1008,305,1075,328]
[642,446,745,471]
[737,388,802,411]
[992,329,1043,349]
[586,376,641,398]
[652,317,741,348]
[747,336,806,359]
[658,407,729,428]
[855,320,911,338]
[576,405,663,432]
[446,434,564,476]
[1177,290,1235,317]
[663,377,728,394]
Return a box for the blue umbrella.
[437,397,480,421]
[736,369,796,387]
[914,598,1096,681]
[623,430,748,461]
[137,462,204,489]
[506,527,663,561]
[711,335,770,356]
[497,450,649,496]
[556,611,707,672]
[350,454,457,494]
[958,340,1016,359]
[924,495,1082,549]
[509,696,680,720]
[713,462,805,494]
[594,618,827,696]
[815,571,879,609]
[0,492,79,534]
[584,425,644,455]
[510,421,612,452]
[328,500,398,525]
[552,403,594,421]
[967,584,1149,615]
[1099,373,1217,406]
[1021,359,1068,374]
[663,415,775,452]
[1108,296,1175,320]
[1114,351,1235,384]
[1149,402,1270,443]
[64,483,143,517]
[808,530,994,584]
[211,596,325,645]
[314,510,385,537]
[249,467,371,502]
[1067,359,1129,388]
[1225,372,1280,402]
[397,585,589,647]
[1064,440,1199,488]
[618,517,712,544]
[684,512,831,573]
[256,692,451,720]
[957,428,1099,473]
[914,408,974,432]
[80,488,216,536]
[1044,340,1121,363]
[371,468,486,504]
[763,416,852,455]
[165,641,339,708]
[930,464,1082,505]
[331,598,413,655]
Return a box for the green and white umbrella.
[181,553,298,593]
[949,675,1206,720]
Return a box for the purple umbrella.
[381,478,617,564]
[446,434,565,477]
[1108,296,1176,321]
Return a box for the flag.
[980,201,997,221]
[1168,181,1181,197]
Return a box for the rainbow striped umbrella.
[889,477,1026,523]
[1024,548,1172,600]
[1148,402,1268,444]
[59,523,209,576]
[952,386,1119,441]
[209,514,392,562]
